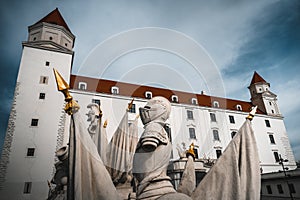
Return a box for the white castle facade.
[0,9,297,199]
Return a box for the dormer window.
[213,101,219,108]
[111,86,119,95]
[191,98,198,105]
[171,95,178,103]
[236,104,242,111]
[78,82,87,90]
[145,91,152,99]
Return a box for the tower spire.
[26,8,75,51]
[33,8,72,33]
[250,71,268,85]
[248,71,280,116]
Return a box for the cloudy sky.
[0,0,299,160]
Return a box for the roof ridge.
[250,71,267,85]
[34,8,71,33]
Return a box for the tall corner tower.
[248,71,281,116]
[0,8,75,199]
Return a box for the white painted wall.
[68,90,297,174]
[0,46,72,199]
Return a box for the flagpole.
[53,69,79,200]
[67,115,76,200]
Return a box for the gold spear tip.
[53,68,70,91]
[186,142,196,160]
[103,119,108,128]
[53,69,79,115]
[128,98,135,110]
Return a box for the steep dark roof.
[250,71,267,85]
[34,8,71,33]
[70,75,265,114]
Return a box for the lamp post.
[279,154,293,200]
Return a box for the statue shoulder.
[141,123,168,144]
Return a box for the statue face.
[139,106,151,125]
[86,103,100,122]
[139,96,171,125]
[86,110,95,122]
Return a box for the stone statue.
[86,103,101,142]
[47,146,69,200]
[133,96,191,200]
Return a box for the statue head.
[139,96,171,125]
[86,103,100,122]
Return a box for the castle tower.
[0,8,75,199]
[248,71,281,116]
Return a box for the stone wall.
[0,82,20,190]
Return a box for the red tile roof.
[70,75,265,115]
[250,71,267,85]
[34,8,72,33]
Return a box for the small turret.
[248,71,281,116]
[26,8,75,51]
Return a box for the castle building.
[0,8,297,199]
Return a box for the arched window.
[145,91,152,99]
[171,95,178,103]
[213,101,219,108]
[191,98,198,105]
[236,104,242,111]
[78,82,87,90]
[111,86,119,94]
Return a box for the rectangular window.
[39,93,45,99]
[269,134,276,144]
[266,185,272,194]
[23,182,32,194]
[216,149,222,158]
[229,115,235,124]
[194,148,199,159]
[164,124,172,143]
[210,113,216,122]
[265,120,271,127]
[277,184,284,194]
[189,128,196,139]
[273,152,280,162]
[187,110,194,119]
[231,131,237,138]
[45,61,50,66]
[213,130,220,141]
[31,119,39,126]
[288,183,295,193]
[26,148,35,157]
[128,104,136,113]
[39,76,49,84]
[92,99,100,106]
